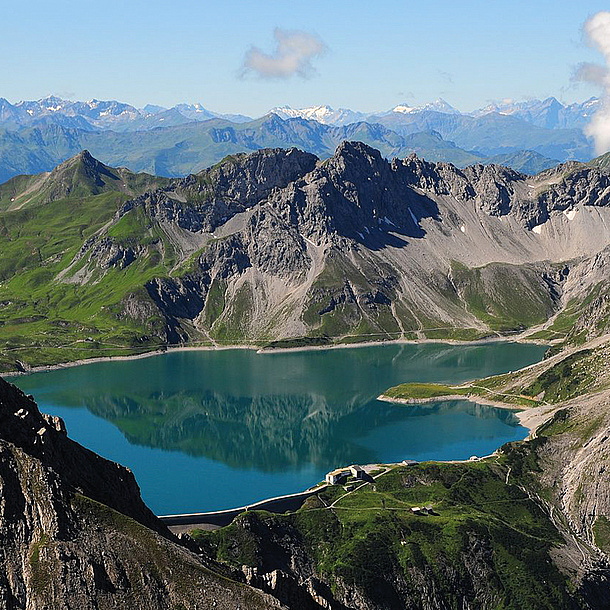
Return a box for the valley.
[5,2,610,607]
[3,141,610,608]
[10,341,544,514]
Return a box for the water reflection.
[14,343,543,470]
[58,391,518,470]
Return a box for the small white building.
[349,465,365,479]
[325,469,349,485]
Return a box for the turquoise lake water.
[11,342,547,514]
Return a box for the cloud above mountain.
[242,28,326,79]
[576,11,610,154]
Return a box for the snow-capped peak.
[392,98,460,115]
[269,104,368,126]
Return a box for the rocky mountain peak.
[0,376,162,534]
[53,149,112,177]
[334,139,384,161]
[325,141,388,182]
[201,147,318,204]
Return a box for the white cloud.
[572,61,608,86]
[242,28,327,79]
[578,12,610,154]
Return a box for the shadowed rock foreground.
[0,376,284,609]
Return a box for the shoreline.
[378,392,557,438]
[2,334,549,377]
[5,338,557,527]
[377,393,523,410]
[158,401,555,529]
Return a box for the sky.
[2,0,609,116]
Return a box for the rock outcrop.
[0,376,286,609]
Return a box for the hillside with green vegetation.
[0,144,610,372]
[381,341,610,408]
[188,335,610,609]
[0,150,168,211]
[193,449,598,608]
[0,157,175,371]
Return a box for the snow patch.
[408,208,419,226]
[563,209,577,221]
[532,224,543,235]
[393,105,416,114]
[460,225,466,233]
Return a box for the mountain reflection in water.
[12,342,547,512]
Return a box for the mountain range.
[1,143,610,372]
[1,95,597,131]
[0,95,599,183]
[2,143,610,608]
[271,96,599,130]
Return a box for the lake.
[11,342,547,514]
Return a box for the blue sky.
[2,0,608,115]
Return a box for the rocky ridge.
[3,143,610,371]
[0,376,286,609]
[61,142,610,350]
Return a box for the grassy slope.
[194,458,580,608]
[0,152,169,211]
[449,260,559,333]
[0,192,173,371]
[382,342,610,408]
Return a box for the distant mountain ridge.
[0,94,599,132]
[270,96,598,130]
[0,94,597,183]
[0,113,572,184]
[0,95,253,132]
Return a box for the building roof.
[326,467,350,477]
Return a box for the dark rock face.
[269,142,441,245]
[0,376,285,609]
[462,163,524,217]
[89,237,143,270]
[244,208,310,279]
[58,143,610,348]
[119,147,319,234]
[0,377,163,534]
[120,189,210,231]
[535,166,610,223]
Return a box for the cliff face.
[5,144,610,370]
[0,377,285,609]
[65,143,610,347]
